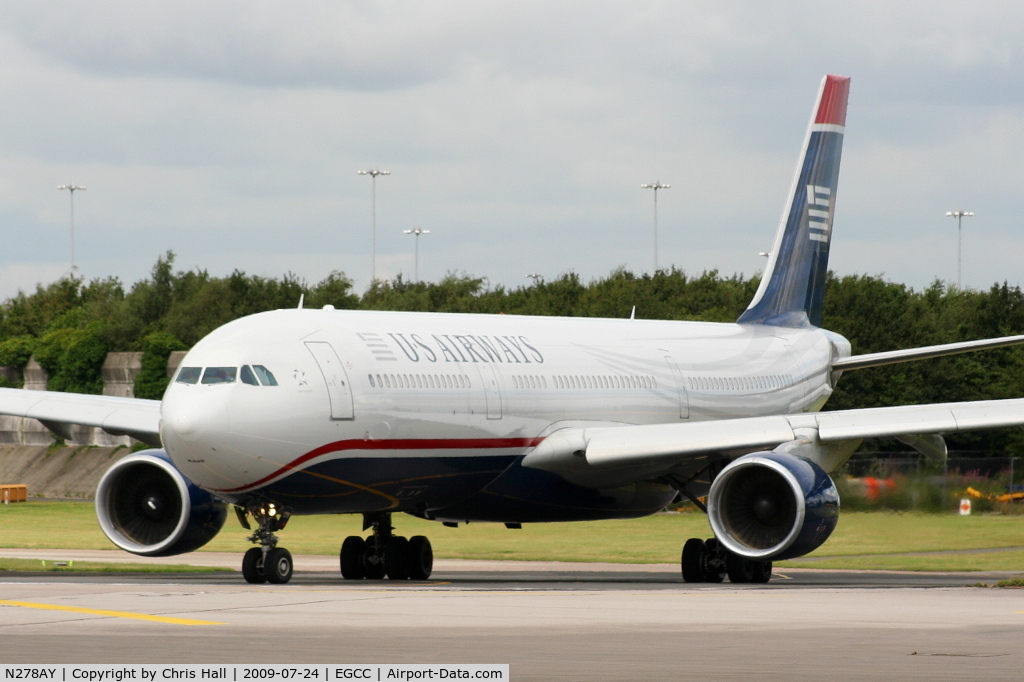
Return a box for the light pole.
[946,210,973,288]
[57,184,86,271]
[403,227,430,282]
[641,181,669,272]
[357,168,390,282]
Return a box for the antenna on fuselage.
[630,306,636,320]
[297,294,304,309]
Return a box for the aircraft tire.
[407,536,433,580]
[242,547,267,584]
[265,547,293,584]
[681,538,707,583]
[363,537,387,580]
[726,552,755,584]
[340,536,365,579]
[385,536,410,580]
[751,560,772,584]
[703,538,725,583]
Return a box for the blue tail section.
[738,75,850,328]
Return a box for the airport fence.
[836,453,1024,514]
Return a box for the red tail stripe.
[815,75,850,126]
[212,436,545,493]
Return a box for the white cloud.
[0,2,1023,300]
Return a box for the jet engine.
[95,450,227,556]
[707,451,839,561]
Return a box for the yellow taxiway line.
[0,600,225,625]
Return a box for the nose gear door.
[305,341,355,419]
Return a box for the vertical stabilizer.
[738,75,850,327]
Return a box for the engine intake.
[707,451,839,561]
[95,450,227,556]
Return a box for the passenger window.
[240,365,259,385]
[253,365,278,386]
[202,367,237,384]
[176,367,201,384]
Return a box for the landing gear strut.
[339,512,433,581]
[681,536,771,584]
[238,502,293,584]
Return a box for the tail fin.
[738,75,850,328]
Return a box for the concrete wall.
[168,350,187,377]
[0,352,179,447]
[0,445,131,499]
[14,359,53,445]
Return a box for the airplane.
[5,74,1024,585]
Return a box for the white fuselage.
[159,308,846,518]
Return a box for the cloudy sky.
[0,1,1022,301]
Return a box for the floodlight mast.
[641,181,669,272]
[57,184,86,271]
[357,168,390,282]
[946,210,974,288]
[402,227,430,283]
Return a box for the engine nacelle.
[707,451,839,561]
[95,449,227,557]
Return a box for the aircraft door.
[665,356,690,419]
[475,364,502,419]
[305,341,355,420]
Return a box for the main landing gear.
[237,502,294,585]
[339,512,433,581]
[681,537,772,584]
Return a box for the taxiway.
[1,551,1022,679]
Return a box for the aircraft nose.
[161,390,228,443]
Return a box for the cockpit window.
[253,365,278,386]
[201,367,237,384]
[176,367,201,384]
[240,365,259,386]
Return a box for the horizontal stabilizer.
[833,333,1024,371]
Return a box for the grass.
[995,577,1024,587]
[3,501,1024,572]
[0,558,229,573]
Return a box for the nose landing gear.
[339,512,433,581]
[238,503,294,584]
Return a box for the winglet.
[738,75,850,328]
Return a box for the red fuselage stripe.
[212,436,545,493]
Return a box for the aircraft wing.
[0,387,162,447]
[524,398,1024,472]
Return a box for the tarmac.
[1,549,1023,679]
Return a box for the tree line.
[1,251,1023,454]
